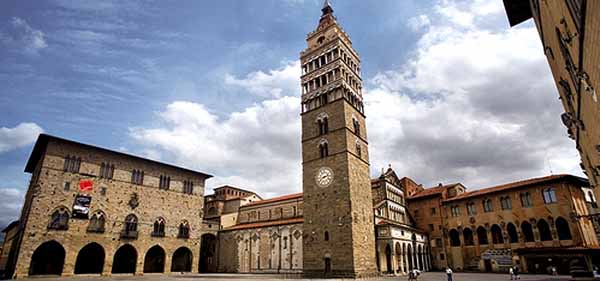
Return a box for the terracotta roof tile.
[243,193,303,207]
[443,174,586,202]
[223,217,303,231]
[408,183,458,199]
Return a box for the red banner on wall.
[79,180,93,192]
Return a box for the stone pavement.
[12,272,572,281]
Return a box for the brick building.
[408,174,600,274]
[503,0,600,213]
[2,134,214,278]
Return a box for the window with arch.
[356,142,362,158]
[124,214,138,232]
[555,217,572,240]
[466,202,476,216]
[500,196,512,210]
[543,188,557,204]
[482,199,493,212]
[449,229,461,246]
[507,223,519,243]
[159,175,170,190]
[319,140,329,158]
[87,211,106,233]
[48,207,70,230]
[520,192,533,207]
[588,191,598,208]
[450,205,460,217]
[317,36,325,45]
[318,117,329,135]
[63,155,81,173]
[324,231,330,241]
[178,221,190,239]
[153,217,166,237]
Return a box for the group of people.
[406,267,454,281]
[508,265,521,280]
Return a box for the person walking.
[513,265,521,280]
[446,267,453,281]
[509,266,514,280]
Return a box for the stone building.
[408,174,600,274]
[217,193,304,274]
[3,134,214,278]
[0,221,19,278]
[203,186,261,228]
[503,0,600,210]
[300,0,378,277]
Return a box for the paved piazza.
[14,273,570,281]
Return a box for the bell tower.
[300,0,378,278]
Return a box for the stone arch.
[407,244,413,270]
[29,240,65,276]
[74,242,105,274]
[449,229,461,246]
[384,243,393,273]
[555,217,572,240]
[143,245,166,273]
[417,244,423,270]
[491,224,504,244]
[521,221,535,242]
[507,222,519,243]
[402,243,407,273]
[477,226,488,245]
[463,227,474,245]
[537,219,553,241]
[171,247,193,272]
[199,233,217,273]
[395,242,402,273]
[112,244,137,274]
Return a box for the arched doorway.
[74,243,105,274]
[199,234,217,273]
[395,243,402,273]
[463,228,474,245]
[477,226,488,245]
[29,241,65,276]
[112,244,137,274]
[384,244,392,273]
[418,245,423,270]
[171,247,193,272]
[144,245,166,273]
[449,229,461,246]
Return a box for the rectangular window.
[99,163,114,179]
[63,156,81,173]
[63,182,70,191]
[131,170,144,185]
[520,192,533,207]
[466,202,476,216]
[440,253,445,260]
[159,175,170,190]
[436,238,443,247]
[183,180,194,194]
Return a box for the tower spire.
[322,0,333,15]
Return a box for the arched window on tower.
[319,140,329,158]
[178,221,190,239]
[356,141,362,158]
[353,118,360,136]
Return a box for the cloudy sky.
[0,0,583,228]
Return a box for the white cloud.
[130,0,582,197]
[0,187,25,228]
[224,61,301,98]
[130,98,301,198]
[0,123,44,154]
[407,15,431,31]
[1,17,48,55]
[366,0,582,188]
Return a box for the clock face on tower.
[315,167,334,187]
